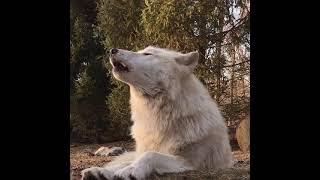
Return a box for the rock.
[94,147,108,156]
[108,147,126,156]
[236,118,250,152]
[94,146,125,156]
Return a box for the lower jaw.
[112,69,125,79]
[113,66,129,72]
[113,69,124,74]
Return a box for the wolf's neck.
[129,75,207,123]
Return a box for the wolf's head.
[108,46,199,97]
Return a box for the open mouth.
[112,60,129,72]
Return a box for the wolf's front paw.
[114,165,147,180]
[81,167,113,180]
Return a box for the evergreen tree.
[70,0,110,143]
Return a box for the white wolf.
[81,46,233,180]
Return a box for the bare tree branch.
[222,60,250,68]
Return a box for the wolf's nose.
[110,48,118,54]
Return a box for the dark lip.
[110,58,130,72]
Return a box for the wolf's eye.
[143,53,152,56]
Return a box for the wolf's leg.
[114,151,194,180]
[81,152,135,180]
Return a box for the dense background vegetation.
[70,0,250,143]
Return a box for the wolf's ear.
[175,51,199,71]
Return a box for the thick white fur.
[81,46,233,180]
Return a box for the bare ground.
[70,140,250,180]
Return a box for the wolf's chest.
[131,122,179,155]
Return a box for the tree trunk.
[215,10,225,104]
[230,46,236,105]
